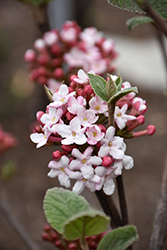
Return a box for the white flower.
[72,173,101,194]
[51,84,75,108]
[40,106,63,128]
[95,166,116,195]
[70,147,102,179]
[30,128,51,148]
[89,96,108,114]
[114,104,136,130]
[98,126,125,159]
[43,31,58,46]
[56,117,87,145]
[77,107,98,127]
[47,156,71,188]
[132,97,147,113]
[67,96,86,115]
[86,125,104,145]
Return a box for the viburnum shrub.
[24,20,117,92]
[30,69,155,196]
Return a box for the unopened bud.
[98,124,106,133]
[102,156,113,167]
[77,88,85,97]
[68,243,77,250]
[36,111,45,123]
[147,125,156,135]
[53,68,64,79]
[66,111,75,121]
[24,49,36,62]
[52,150,61,160]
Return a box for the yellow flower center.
[52,117,56,122]
[95,105,100,111]
[83,178,87,181]
[83,117,87,121]
[60,168,65,172]
[117,112,122,117]
[108,142,112,147]
[61,97,65,102]
[81,158,87,164]
[72,131,76,137]
[93,132,97,137]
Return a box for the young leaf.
[106,75,117,99]
[126,16,154,30]
[44,85,53,102]
[115,74,123,92]
[63,209,110,241]
[108,87,138,104]
[43,187,90,234]
[88,73,108,102]
[97,226,139,250]
[107,0,167,20]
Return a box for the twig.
[149,148,167,250]
[136,0,167,37]
[0,199,43,250]
[116,175,129,225]
[95,190,122,228]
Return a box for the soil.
[0,1,167,250]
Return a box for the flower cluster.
[30,69,155,195]
[42,224,106,250]
[24,20,117,93]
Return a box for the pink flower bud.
[102,156,113,167]
[84,85,94,95]
[24,49,36,62]
[98,124,106,133]
[50,44,62,56]
[70,81,77,89]
[42,233,50,241]
[132,97,147,115]
[38,76,47,85]
[53,68,64,79]
[51,58,62,67]
[127,115,145,132]
[68,86,74,93]
[38,67,47,76]
[70,75,78,81]
[37,54,50,65]
[29,69,40,81]
[54,240,61,247]
[77,88,85,97]
[66,111,75,121]
[61,145,73,153]
[34,39,45,51]
[68,243,77,250]
[43,224,51,232]
[36,111,45,123]
[147,125,156,135]
[52,150,61,160]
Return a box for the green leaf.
[43,187,90,234]
[97,226,139,250]
[108,86,138,104]
[63,209,110,241]
[44,85,53,102]
[107,0,167,20]
[106,75,117,99]
[115,74,123,92]
[88,74,108,102]
[126,16,154,30]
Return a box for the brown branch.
[0,199,43,250]
[95,190,122,228]
[149,148,167,250]
[136,0,167,37]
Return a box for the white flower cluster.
[30,69,149,195]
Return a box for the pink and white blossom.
[86,125,104,145]
[40,106,63,128]
[114,104,136,130]
[48,156,71,188]
[51,84,75,108]
[77,107,98,127]
[30,128,51,148]
[98,126,125,159]
[70,147,102,179]
[67,96,86,114]
[56,117,87,145]
[89,95,108,114]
